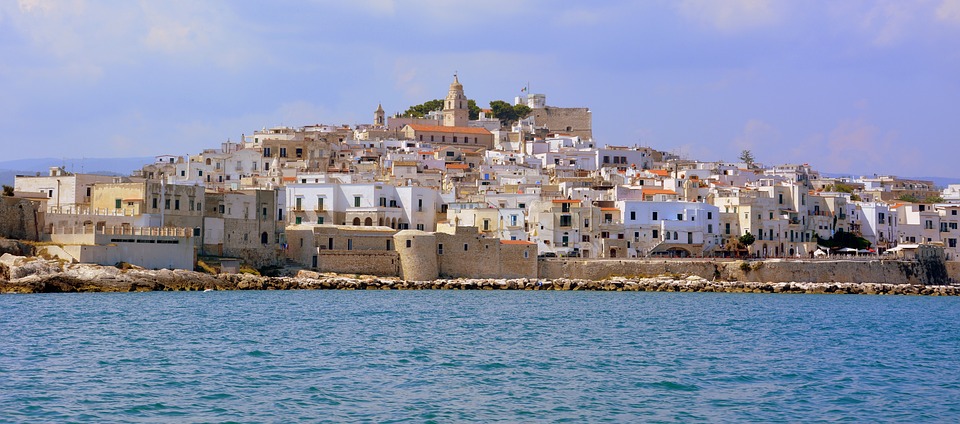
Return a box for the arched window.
[353,217,361,225]
[261,232,268,244]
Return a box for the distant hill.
[0,157,153,186]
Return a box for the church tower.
[442,74,469,127]
[374,103,385,127]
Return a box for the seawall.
[538,258,957,286]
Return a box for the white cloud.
[937,0,960,23]
[677,0,782,32]
[733,119,779,151]
[5,1,256,70]
[812,118,908,174]
[858,1,919,46]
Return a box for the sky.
[2,0,959,178]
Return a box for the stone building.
[515,93,592,140]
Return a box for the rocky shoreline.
[2,254,959,296]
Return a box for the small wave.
[637,381,701,392]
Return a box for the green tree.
[402,99,444,118]
[896,193,921,203]
[513,104,532,120]
[739,150,755,168]
[489,100,531,126]
[2,185,13,197]
[925,195,945,203]
[468,99,481,120]
[739,232,755,247]
[815,231,871,250]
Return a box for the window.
[354,196,361,207]
[438,243,443,254]
[483,219,490,231]
[165,199,171,209]
[677,213,683,220]
[664,231,670,240]
[279,147,287,158]
[518,203,526,209]
[604,213,613,223]
[295,217,302,224]
[652,211,658,220]
[153,198,158,209]
[347,239,353,250]
[949,239,957,248]
[296,148,303,158]
[879,212,886,222]
[601,231,610,239]
[317,198,324,211]
[582,235,590,242]
[707,212,713,219]
[180,170,185,177]
[406,240,412,248]
[386,240,392,250]
[416,224,424,231]
[417,199,423,212]
[115,199,121,209]
[559,215,572,227]
[725,223,731,235]
[318,217,324,224]
[708,224,713,233]
[86,187,91,197]
[175,200,180,210]
[561,203,570,213]
[263,147,271,157]
[464,243,469,251]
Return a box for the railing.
[50,225,192,237]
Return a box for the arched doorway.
[364,217,373,226]
[609,248,617,258]
[261,232,268,244]
[352,217,361,226]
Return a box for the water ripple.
[1,291,959,422]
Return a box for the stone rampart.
[539,258,957,285]
[316,251,400,277]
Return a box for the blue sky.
[2,0,959,177]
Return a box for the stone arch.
[353,217,361,226]
[364,217,373,226]
[379,217,384,226]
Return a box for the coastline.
[2,254,958,296]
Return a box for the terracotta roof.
[600,207,619,211]
[282,176,297,182]
[647,169,670,177]
[445,163,470,170]
[642,189,678,196]
[552,199,582,203]
[500,240,534,245]
[405,124,492,135]
[393,161,418,167]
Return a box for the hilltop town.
[2,76,959,281]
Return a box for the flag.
[521,86,526,92]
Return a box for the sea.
[2,291,959,423]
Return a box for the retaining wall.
[539,259,957,285]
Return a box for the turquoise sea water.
[2,291,959,422]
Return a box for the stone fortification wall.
[946,261,960,283]
[394,230,438,281]
[531,107,592,139]
[539,259,957,285]
[317,251,400,277]
[0,198,42,241]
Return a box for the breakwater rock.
[2,254,958,296]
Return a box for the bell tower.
[374,103,385,127]
[442,73,469,127]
